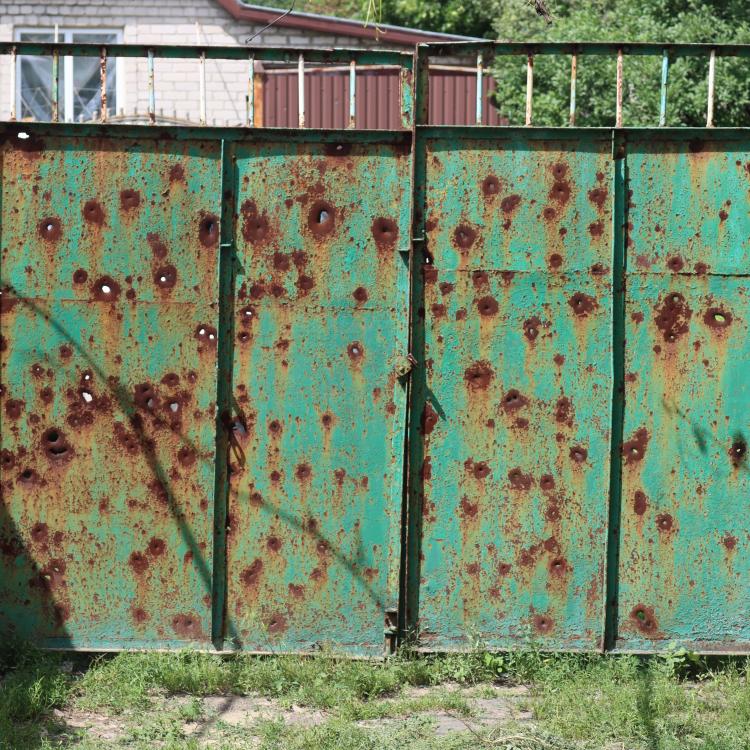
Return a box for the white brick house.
[0,0,474,126]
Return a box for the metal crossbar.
[2,40,749,129]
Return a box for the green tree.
[379,0,750,126]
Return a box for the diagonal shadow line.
[662,397,749,475]
[3,287,216,636]
[5,287,383,651]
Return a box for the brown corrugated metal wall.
[262,66,502,128]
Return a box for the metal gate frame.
[1,40,749,654]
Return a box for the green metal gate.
[1,41,749,654]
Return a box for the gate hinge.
[392,352,417,379]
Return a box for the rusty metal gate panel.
[410,131,614,650]
[222,133,412,655]
[614,134,750,652]
[0,127,222,648]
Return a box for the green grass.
[1,644,749,750]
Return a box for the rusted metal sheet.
[410,131,614,650]
[222,133,411,655]
[0,127,222,648]
[615,135,750,651]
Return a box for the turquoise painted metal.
[408,131,614,650]
[1,41,749,655]
[222,133,411,654]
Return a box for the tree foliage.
[381,0,750,126]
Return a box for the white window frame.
[15,27,126,122]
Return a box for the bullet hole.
[18,468,38,484]
[656,513,674,532]
[308,200,336,237]
[177,446,197,467]
[548,253,563,269]
[502,389,528,413]
[472,461,490,479]
[464,361,494,391]
[162,373,180,388]
[237,331,250,343]
[268,614,288,634]
[533,614,554,633]
[630,604,658,634]
[500,194,522,215]
[420,402,438,435]
[723,534,738,550]
[353,286,368,303]
[30,363,44,378]
[199,213,219,247]
[268,420,283,436]
[543,206,556,220]
[296,463,312,481]
[80,390,94,404]
[240,305,256,323]
[82,200,104,224]
[92,276,120,302]
[655,293,692,342]
[267,536,282,552]
[730,439,746,466]
[30,522,48,544]
[549,181,571,205]
[297,274,315,292]
[540,474,555,491]
[634,490,648,515]
[568,292,597,317]
[42,427,71,461]
[667,255,685,272]
[508,468,533,490]
[321,413,333,428]
[114,423,139,455]
[134,383,158,411]
[38,217,61,241]
[555,397,573,426]
[477,296,498,317]
[195,325,217,345]
[569,446,588,464]
[120,189,141,211]
[171,613,201,639]
[523,316,541,342]
[554,354,565,366]
[587,186,608,210]
[549,557,568,575]
[241,558,263,587]
[73,269,88,284]
[482,175,500,196]
[4,399,23,419]
[154,265,177,289]
[371,217,398,248]
[588,221,604,238]
[0,450,15,470]
[324,141,351,156]
[169,163,185,182]
[719,208,728,221]
[148,537,166,556]
[704,307,732,330]
[347,341,364,361]
[623,428,649,464]
[241,200,270,243]
[147,233,168,259]
[452,224,476,250]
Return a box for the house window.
[16,29,122,122]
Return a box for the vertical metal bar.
[199,50,207,125]
[9,45,16,121]
[51,47,60,122]
[615,48,623,128]
[298,53,305,128]
[604,130,627,651]
[569,52,577,126]
[475,53,483,125]
[348,59,356,128]
[706,48,716,127]
[525,53,533,126]
[659,49,669,127]
[100,47,108,122]
[247,53,255,127]
[147,49,155,125]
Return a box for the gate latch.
[392,353,417,379]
